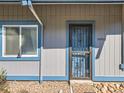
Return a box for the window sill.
[0,57,40,61]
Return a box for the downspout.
[21,0,43,83]
[121,5,124,71]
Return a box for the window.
[2,25,38,57]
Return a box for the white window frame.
[2,25,38,57]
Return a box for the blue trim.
[66,20,95,25]
[7,76,68,81]
[7,76,39,80]
[1,0,124,3]
[93,76,124,81]
[65,21,69,81]
[0,57,40,61]
[32,0,124,4]
[0,20,42,61]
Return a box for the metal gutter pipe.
[21,0,43,83]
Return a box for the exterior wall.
[0,4,123,80]
[38,4,122,77]
[0,62,39,76]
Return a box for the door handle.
[84,47,92,55]
[84,51,90,54]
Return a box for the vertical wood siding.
[0,62,39,76]
[0,4,123,77]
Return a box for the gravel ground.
[6,81,96,93]
[93,82,124,93]
[1,81,124,93]
[7,81,70,93]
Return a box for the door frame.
[66,20,95,80]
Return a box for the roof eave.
[0,1,124,4]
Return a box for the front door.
[69,24,92,79]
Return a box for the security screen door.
[69,24,92,79]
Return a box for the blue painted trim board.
[1,0,124,3]
[93,76,124,81]
[7,76,39,81]
[0,20,42,61]
[65,20,69,81]
[7,76,68,81]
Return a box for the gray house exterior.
[0,0,124,81]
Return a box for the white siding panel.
[42,49,66,76]
[114,16,121,76]
[0,62,39,76]
[109,16,115,75]
[98,16,105,76]
[104,16,110,76]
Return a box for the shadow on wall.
[95,37,106,59]
[95,22,122,70]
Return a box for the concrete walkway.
[70,80,96,93]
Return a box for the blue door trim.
[66,20,95,80]
[0,20,42,61]
[66,21,69,80]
